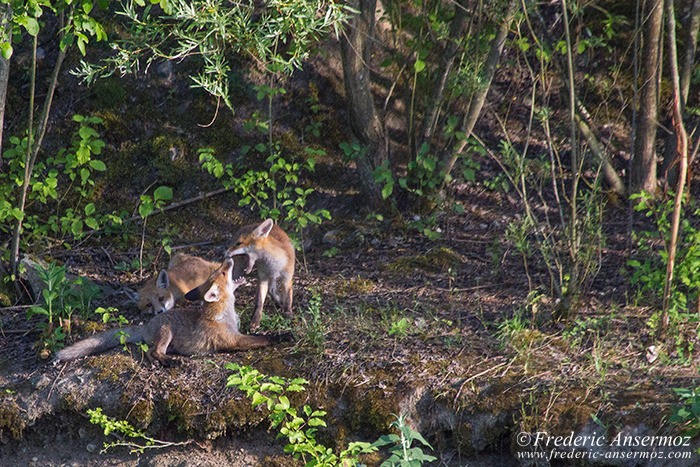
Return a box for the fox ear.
[254,219,274,238]
[156,270,169,289]
[203,284,220,302]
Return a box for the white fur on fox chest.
[256,247,289,278]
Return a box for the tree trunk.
[679,0,700,105]
[0,4,12,170]
[340,0,389,209]
[439,0,517,186]
[9,40,67,277]
[417,0,469,152]
[661,0,699,185]
[661,0,689,329]
[631,0,663,195]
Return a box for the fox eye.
[159,297,164,302]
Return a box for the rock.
[86,443,97,453]
[322,229,343,246]
[30,374,52,391]
[169,146,183,161]
[156,60,174,84]
[19,255,50,301]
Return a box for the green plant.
[26,261,102,352]
[322,247,339,258]
[136,186,173,279]
[87,407,191,454]
[495,310,529,347]
[0,115,119,249]
[670,387,700,442]
[562,316,611,349]
[628,192,700,358]
[75,0,353,112]
[4,1,108,278]
[225,363,376,465]
[371,413,437,466]
[388,317,411,339]
[297,289,325,353]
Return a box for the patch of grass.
[335,276,375,298]
[385,246,465,273]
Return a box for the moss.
[58,391,89,413]
[120,391,155,431]
[336,277,375,298]
[83,353,137,383]
[0,398,25,440]
[205,396,266,437]
[347,387,398,434]
[77,319,108,335]
[161,387,203,435]
[0,276,14,307]
[385,247,465,274]
[90,77,127,109]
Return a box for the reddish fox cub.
[136,253,218,314]
[227,219,295,331]
[56,258,273,365]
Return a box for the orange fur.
[227,219,295,331]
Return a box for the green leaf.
[85,217,99,230]
[139,203,153,219]
[414,59,425,73]
[0,42,12,59]
[153,186,173,202]
[89,160,106,171]
[381,181,394,199]
[251,391,266,406]
[84,203,96,216]
[18,17,40,36]
[71,219,84,236]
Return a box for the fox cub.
[136,253,218,314]
[227,219,295,331]
[57,258,272,366]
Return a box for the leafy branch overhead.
[73,0,356,113]
[0,0,107,58]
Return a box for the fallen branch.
[125,186,236,223]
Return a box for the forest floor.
[1,24,699,466]
[2,181,699,466]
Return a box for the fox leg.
[220,333,271,351]
[270,275,281,304]
[146,327,178,367]
[251,279,269,331]
[281,274,293,317]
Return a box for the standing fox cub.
[56,258,273,365]
[227,219,295,331]
[136,253,218,314]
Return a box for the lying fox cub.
[57,258,273,366]
[136,253,218,314]
[136,253,247,314]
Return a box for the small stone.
[86,443,97,453]
[31,375,51,389]
[78,428,87,439]
[169,146,182,161]
[322,229,342,246]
